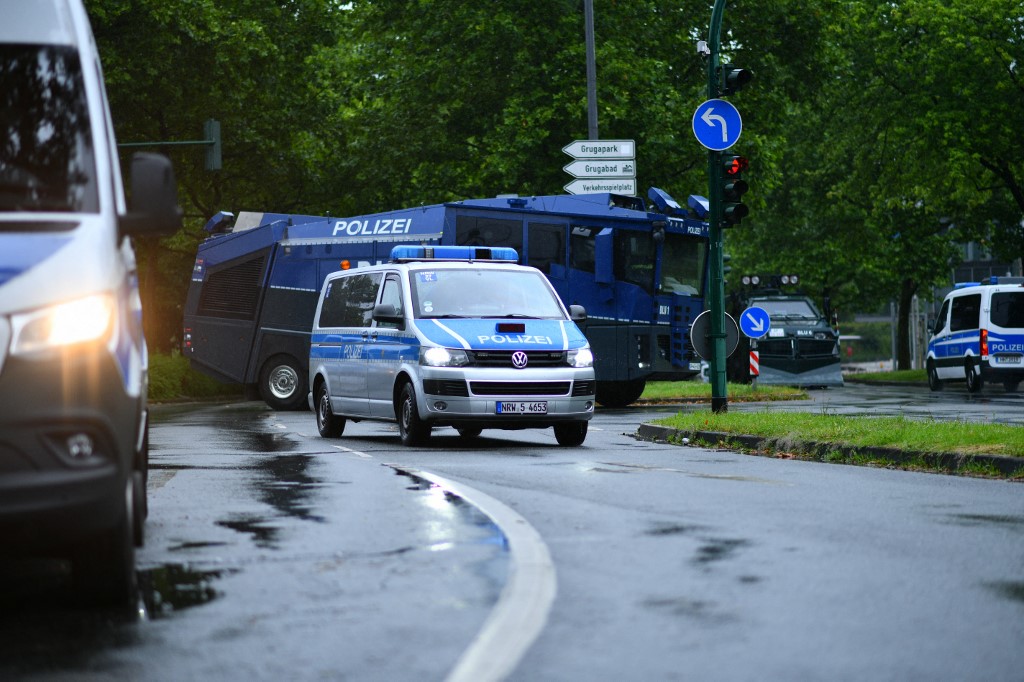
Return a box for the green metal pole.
[707,0,728,413]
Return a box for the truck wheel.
[926,361,943,392]
[965,359,984,393]
[315,383,345,438]
[456,427,482,439]
[596,379,646,408]
[397,383,430,446]
[259,355,308,410]
[1004,380,1020,393]
[554,421,588,446]
[73,479,137,609]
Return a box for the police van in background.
[926,277,1024,393]
[310,246,596,446]
[0,0,181,606]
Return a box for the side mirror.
[569,304,587,322]
[372,303,403,324]
[120,152,183,237]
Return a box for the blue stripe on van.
[0,235,73,286]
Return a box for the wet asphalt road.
[1,386,1022,681]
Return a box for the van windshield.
[0,44,98,215]
[412,268,565,319]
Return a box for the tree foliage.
[84,0,1023,360]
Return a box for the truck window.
[0,44,98,214]
[950,294,981,332]
[527,222,565,274]
[455,215,523,254]
[569,226,598,273]
[318,272,382,327]
[615,232,655,291]
[991,292,1024,328]
[661,233,705,295]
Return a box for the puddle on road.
[138,563,233,618]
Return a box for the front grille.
[469,381,571,396]
[572,380,596,397]
[470,350,566,367]
[796,339,838,357]
[423,379,469,397]
[756,339,793,357]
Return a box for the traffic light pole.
[706,0,728,413]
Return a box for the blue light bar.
[390,245,519,262]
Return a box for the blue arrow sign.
[739,306,770,338]
[692,99,743,151]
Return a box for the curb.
[636,424,1024,478]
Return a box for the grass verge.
[149,351,244,402]
[846,369,927,383]
[649,411,1024,478]
[640,380,806,403]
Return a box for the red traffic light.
[724,155,748,177]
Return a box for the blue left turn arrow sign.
[692,99,743,151]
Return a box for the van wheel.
[397,383,430,446]
[926,361,943,392]
[72,479,137,609]
[316,383,345,438]
[965,359,984,393]
[1004,380,1020,393]
[554,421,588,446]
[260,355,308,410]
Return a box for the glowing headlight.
[568,347,594,368]
[10,294,115,355]
[420,347,469,367]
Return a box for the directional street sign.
[692,99,743,151]
[562,159,636,179]
[739,306,771,338]
[562,139,635,159]
[563,178,637,195]
[690,310,739,360]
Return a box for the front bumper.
[0,349,140,553]
[416,365,596,428]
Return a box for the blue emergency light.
[390,245,519,262]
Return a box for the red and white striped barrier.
[749,350,760,377]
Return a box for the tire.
[72,479,137,609]
[595,379,646,408]
[926,361,943,392]
[132,470,146,547]
[315,383,345,438]
[397,383,430,446]
[259,355,308,410]
[554,421,588,447]
[456,427,482,439]
[965,359,984,393]
[1004,380,1020,393]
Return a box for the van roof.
[1,0,78,46]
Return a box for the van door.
[949,293,981,370]
[325,272,382,416]
[367,273,410,418]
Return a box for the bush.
[149,351,244,402]
[840,321,892,362]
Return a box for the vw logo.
[511,351,528,369]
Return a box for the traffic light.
[719,64,752,96]
[721,155,749,226]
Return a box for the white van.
[309,246,596,446]
[0,0,181,606]
[926,277,1024,393]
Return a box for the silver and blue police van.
[309,246,596,446]
[0,0,180,606]
[926,276,1024,393]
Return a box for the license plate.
[496,401,548,414]
[994,354,1022,365]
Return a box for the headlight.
[10,294,115,355]
[420,346,469,367]
[568,347,594,368]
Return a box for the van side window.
[376,275,404,329]
[991,292,1024,328]
[318,273,382,327]
[950,294,981,332]
[933,300,949,335]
